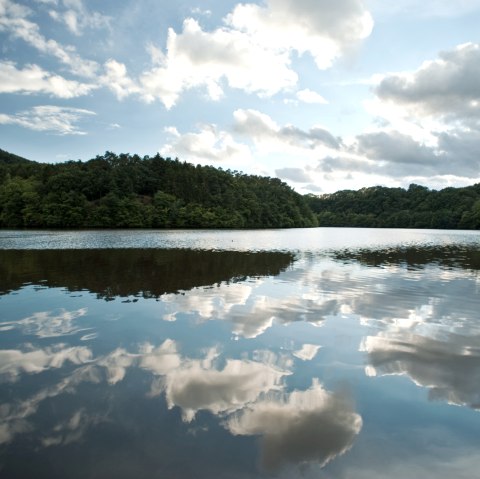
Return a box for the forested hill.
[306,184,480,229]
[0,151,317,229]
[2,149,480,230]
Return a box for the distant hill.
[305,183,480,229]
[0,150,317,229]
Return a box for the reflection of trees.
[332,245,480,271]
[0,248,294,299]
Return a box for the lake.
[1,228,479,478]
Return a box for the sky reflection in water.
[0,229,480,478]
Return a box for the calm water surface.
[0,228,479,478]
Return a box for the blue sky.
[1,0,480,193]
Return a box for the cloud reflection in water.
[362,330,480,409]
[227,379,362,471]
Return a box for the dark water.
[0,228,479,478]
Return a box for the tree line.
[305,183,480,229]
[2,149,480,230]
[0,149,317,229]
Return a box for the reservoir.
[1,228,479,478]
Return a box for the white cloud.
[374,43,480,123]
[0,0,99,77]
[318,43,480,187]
[48,0,111,36]
[101,59,140,100]
[140,18,297,107]
[139,0,373,107]
[0,61,97,97]
[163,123,253,164]
[0,105,96,135]
[234,108,341,151]
[227,0,373,69]
[296,88,329,104]
[227,379,362,471]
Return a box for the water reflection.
[228,380,362,472]
[0,344,92,381]
[293,344,321,361]
[362,330,480,409]
[0,248,294,297]
[162,353,288,422]
[333,244,480,271]
[0,335,361,475]
[1,234,480,477]
[0,308,89,337]
[160,274,339,338]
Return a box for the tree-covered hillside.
[0,151,317,229]
[306,184,480,229]
[2,149,480,230]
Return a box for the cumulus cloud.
[311,125,480,183]
[139,0,372,107]
[234,109,341,150]
[227,379,362,471]
[2,0,373,110]
[140,18,297,107]
[351,129,480,178]
[0,61,97,97]
[101,59,140,100]
[357,131,436,165]
[339,42,480,187]
[163,123,252,164]
[227,0,373,69]
[375,43,480,123]
[0,105,96,135]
